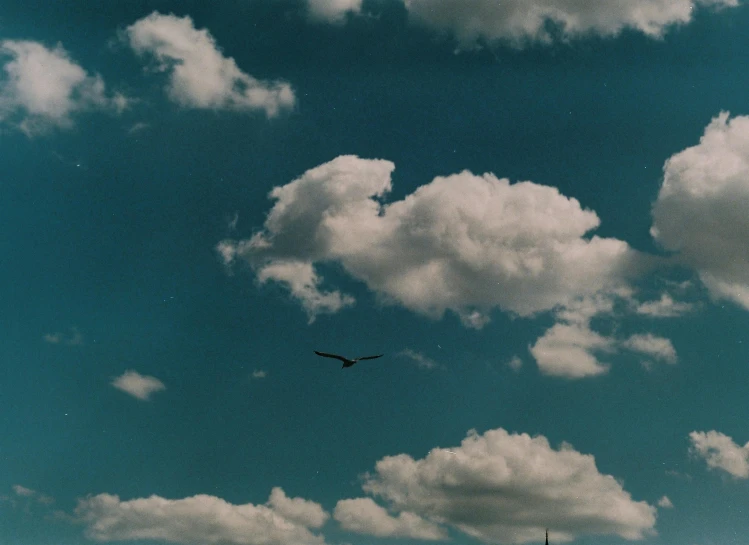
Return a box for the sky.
[1,1,749,544]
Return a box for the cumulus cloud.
[652,112,749,311]
[252,369,267,379]
[657,496,674,509]
[636,293,694,317]
[621,333,677,364]
[111,370,165,401]
[397,349,439,370]
[357,427,656,544]
[403,0,740,48]
[307,0,362,23]
[218,155,647,327]
[125,12,295,117]
[530,321,614,378]
[334,497,447,540]
[689,430,749,479]
[74,487,328,545]
[0,40,125,134]
[530,293,678,378]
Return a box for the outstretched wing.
[314,351,348,363]
[357,354,384,361]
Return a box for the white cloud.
[257,260,356,323]
[307,0,362,23]
[530,293,678,378]
[111,370,166,401]
[621,333,677,364]
[636,293,694,317]
[75,488,328,545]
[252,369,267,379]
[530,322,613,378]
[397,349,438,370]
[403,0,739,48]
[689,430,749,479]
[334,497,447,540]
[359,427,656,544]
[125,12,295,117]
[657,496,674,509]
[0,40,125,134]
[530,293,615,378]
[652,112,749,311]
[219,155,645,327]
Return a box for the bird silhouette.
[314,351,384,368]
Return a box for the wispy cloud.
[251,369,267,379]
[111,370,165,401]
[43,327,83,346]
[397,349,439,370]
[657,496,674,509]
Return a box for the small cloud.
[689,430,749,479]
[636,293,693,318]
[506,355,522,372]
[252,369,267,379]
[43,327,83,346]
[657,496,674,509]
[306,0,363,23]
[665,469,692,481]
[228,212,239,232]
[111,370,166,401]
[12,485,35,497]
[397,349,438,370]
[127,121,149,134]
[622,333,677,365]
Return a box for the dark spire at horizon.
[545,528,549,545]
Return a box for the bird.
[314,350,384,368]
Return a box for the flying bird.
[314,351,384,368]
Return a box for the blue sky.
[2,1,749,544]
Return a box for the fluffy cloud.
[218,155,646,327]
[357,428,656,544]
[125,12,294,116]
[75,487,327,545]
[689,430,749,479]
[403,0,739,48]
[334,497,447,540]
[252,369,267,379]
[111,370,165,401]
[0,40,125,134]
[530,293,678,378]
[621,333,677,364]
[652,112,749,311]
[530,322,613,378]
[635,293,694,317]
[307,0,362,23]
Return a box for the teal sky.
[2,1,749,544]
